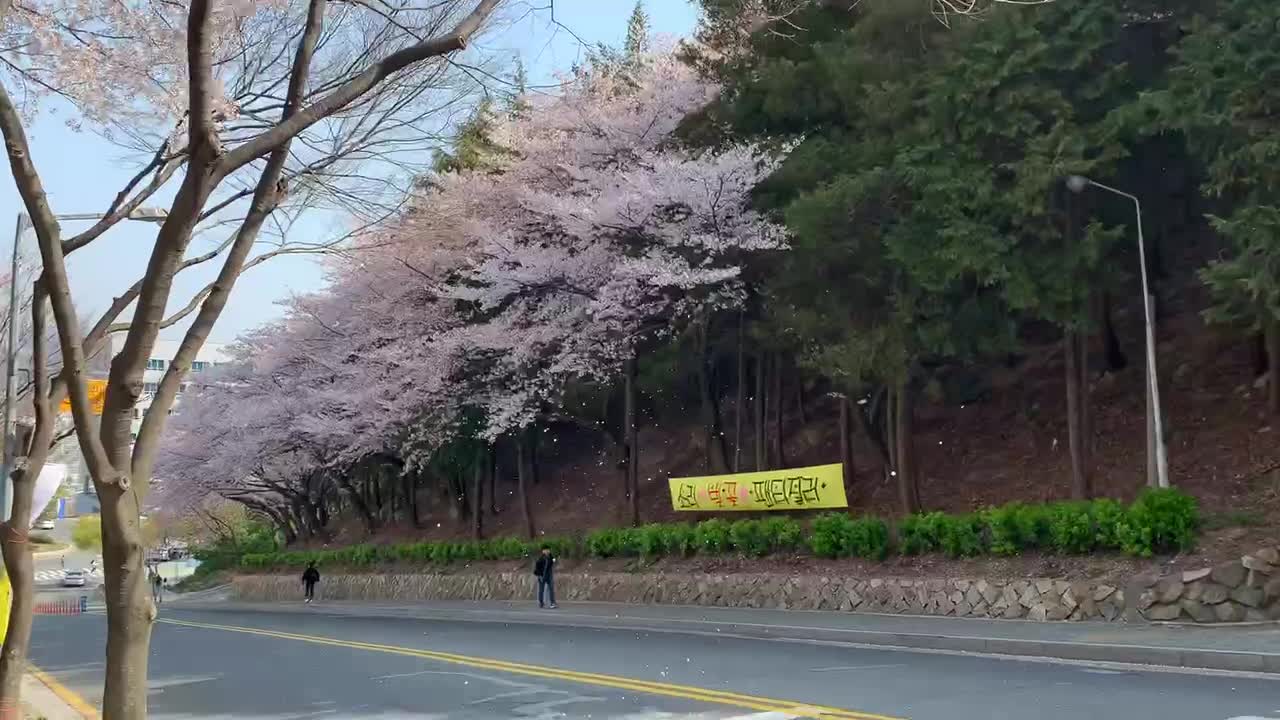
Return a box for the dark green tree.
[1149,0,1280,416]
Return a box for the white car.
[62,569,86,587]
[36,519,55,531]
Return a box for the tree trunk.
[0,468,37,712]
[1252,331,1268,377]
[97,486,153,719]
[0,288,55,715]
[1098,291,1127,371]
[529,425,541,486]
[370,472,384,519]
[892,381,921,514]
[858,387,892,471]
[734,312,745,473]
[796,379,807,426]
[838,394,853,496]
[1065,329,1092,499]
[754,352,766,471]
[1267,319,1280,417]
[487,444,498,515]
[697,323,729,474]
[771,354,786,469]
[517,429,536,539]
[624,357,639,526]
[405,475,421,529]
[471,450,484,540]
[336,475,376,534]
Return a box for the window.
[191,361,209,373]
[143,382,158,395]
[146,359,166,370]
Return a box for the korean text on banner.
[58,378,106,415]
[668,463,847,512]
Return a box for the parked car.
[36,519,55,530]
[62,569,86,587]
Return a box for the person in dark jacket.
[302,562,320,603]
[533,545,557,609]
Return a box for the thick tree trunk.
[472,451,484,540]
[838,394,853,496]
[517,429,536,539]
[892,381,921,514]
[0,288,55,714]
[624,357,639,526]
[1065,330,1092,499]
[734,313,745,472]
[754,352,766,471]
[98,487,153,719]
[1267,319,1280,417]
[0,470,36,713]
[771,354,786,469]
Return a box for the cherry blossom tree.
[156,47,789,542]
[0,0,508,714]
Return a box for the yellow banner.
[58,378,107,415]
[668,463,848,512]
[0,572,9,645]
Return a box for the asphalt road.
[34,517,101,589]
[29,604,1280,720]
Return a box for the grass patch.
[1201,509,1266,531]
[173,567,231,593]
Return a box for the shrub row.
[241,536,578,569]
[237,489,1198,570]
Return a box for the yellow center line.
[158,617,905,720]
[29,663,99,719]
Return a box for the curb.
[183,600,1280,676]
[25,665,98,719]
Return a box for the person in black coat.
[302,562,320,603]
[533,545,557,609]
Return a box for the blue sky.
[0,0,700,344]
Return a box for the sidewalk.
[173,595,1280,675]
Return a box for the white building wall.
[59,337,228,507]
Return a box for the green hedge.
[237,488,1198,570]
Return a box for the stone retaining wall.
[233,545,1280,624]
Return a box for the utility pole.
[1,213,26,521]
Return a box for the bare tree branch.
[221,0,501,173]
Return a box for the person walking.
[302,562,320,603]
[150,568,163,605]
[533,545,557,609]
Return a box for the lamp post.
[2,208,168,520]
[1065,175,1169,489]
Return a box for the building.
[51,337,228,512]
[127,338,230,440]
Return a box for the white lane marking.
[147,674,221,695]
[809,665,904,672]
[513,694,606,718]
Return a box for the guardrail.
[34,597,88,615]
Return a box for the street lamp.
[1065,175,1169,489]
[2,208,169,520]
